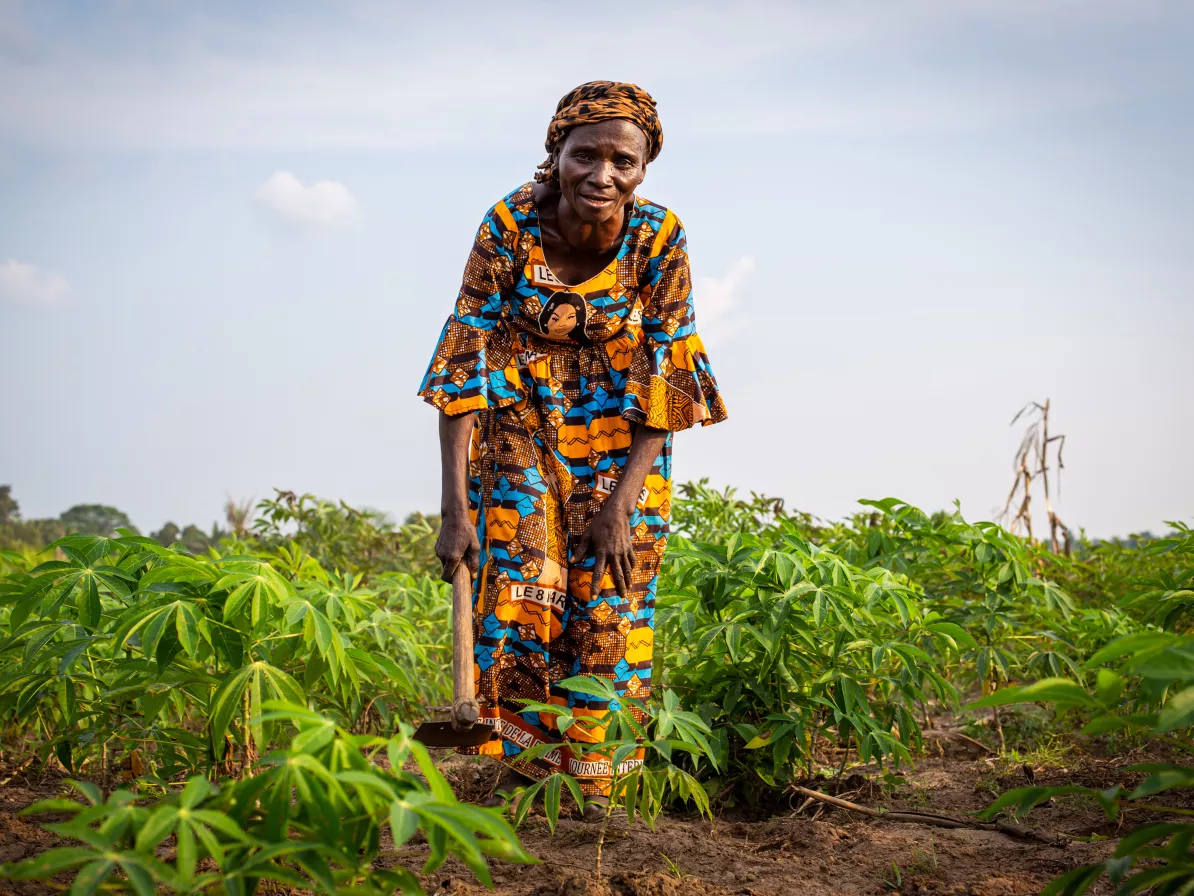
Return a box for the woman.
[418,80,727,817]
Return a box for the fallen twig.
[0,756,37,788]
[792,785,1068,847]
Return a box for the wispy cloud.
[0,2,1187,150]
[695,255,754,346]
[0,258,71,306]
[252,172,359,235]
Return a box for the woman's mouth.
[580,193,615,207]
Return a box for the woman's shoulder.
[631,195,685,251]
[484,183,536,225]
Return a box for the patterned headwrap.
[535,80,664,185]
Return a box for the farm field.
[0,480,1191,895]
[0,744,1165,895]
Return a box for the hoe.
[413,564,496,748]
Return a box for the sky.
[1,0,1192,539]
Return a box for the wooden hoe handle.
[450,563,480,731]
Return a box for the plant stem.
[992,697,1006,753]
[834,733,851,787]
[595,769,619,878]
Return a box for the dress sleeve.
[620,211,728,431]
[417,204,526,416]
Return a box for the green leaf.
[1040,864,1105,896]
[2,847,100,879]
[179,776,210,809]
[19,799,87,816]
[560,773,585,818]
[190,809,249,842]
[69,858,115,895]
[512,779,545,830]
[175,602,205,657]
[544,774,561,834]
[176,820,197,881]
[77,576,101,629]
[223,580,254,622]
[389,799,419,847]
[1084,632,1172,668]
[744,731,773,749]
[135,806,179,851]
[623,771,639,824]
[1094,670,1123,709]
[979,785,1102,822]
[968,678,1099,710]
[1158,684,1194,732]
[207,664,254,761]
[557,674,618,700]
[927,621,977,648]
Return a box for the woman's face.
[545,302,578,338]
[554,120,648,224]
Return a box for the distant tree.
[151,521,181,547]
[180,524,219,554]
[0,486,65,549]
[59,504,139,537]
[0,485,18,524]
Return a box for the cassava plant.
[511,675,717,876]
[972,628,1194,895]
[1,704,533,894]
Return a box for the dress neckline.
[527,186,637,289]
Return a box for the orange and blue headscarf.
[535,80,664,185]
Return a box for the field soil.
[5,727,1177,896]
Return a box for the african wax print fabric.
[417,183,726,795]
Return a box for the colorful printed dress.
[417,182,726,795]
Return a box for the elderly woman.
[418,80,726,817]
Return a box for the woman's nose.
[590,161,615,186]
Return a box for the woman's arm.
[575,424,670,598]
[434,411,480,581]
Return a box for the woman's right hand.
[435,510,480,582]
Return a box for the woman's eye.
[616,158,635,168]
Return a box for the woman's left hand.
[574,502,635,597]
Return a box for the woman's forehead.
[561,120,647,155]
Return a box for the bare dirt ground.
[6,730,1176,896]
[418,740,1127,896]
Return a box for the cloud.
[0,2,1188,150]
[695,255,754,345]
[252,171,359,234]
[0,258,71,306]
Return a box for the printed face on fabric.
[539,292,587,341]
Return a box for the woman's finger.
[573,531,591,563]
[464,536,481,575]
[591,551,607,597]
[610,555,629,597]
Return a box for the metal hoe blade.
[412,720,496,748]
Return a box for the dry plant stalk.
[1002,399,1072,555]
[224,494,256,538]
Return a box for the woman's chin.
[572,195,620,223]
